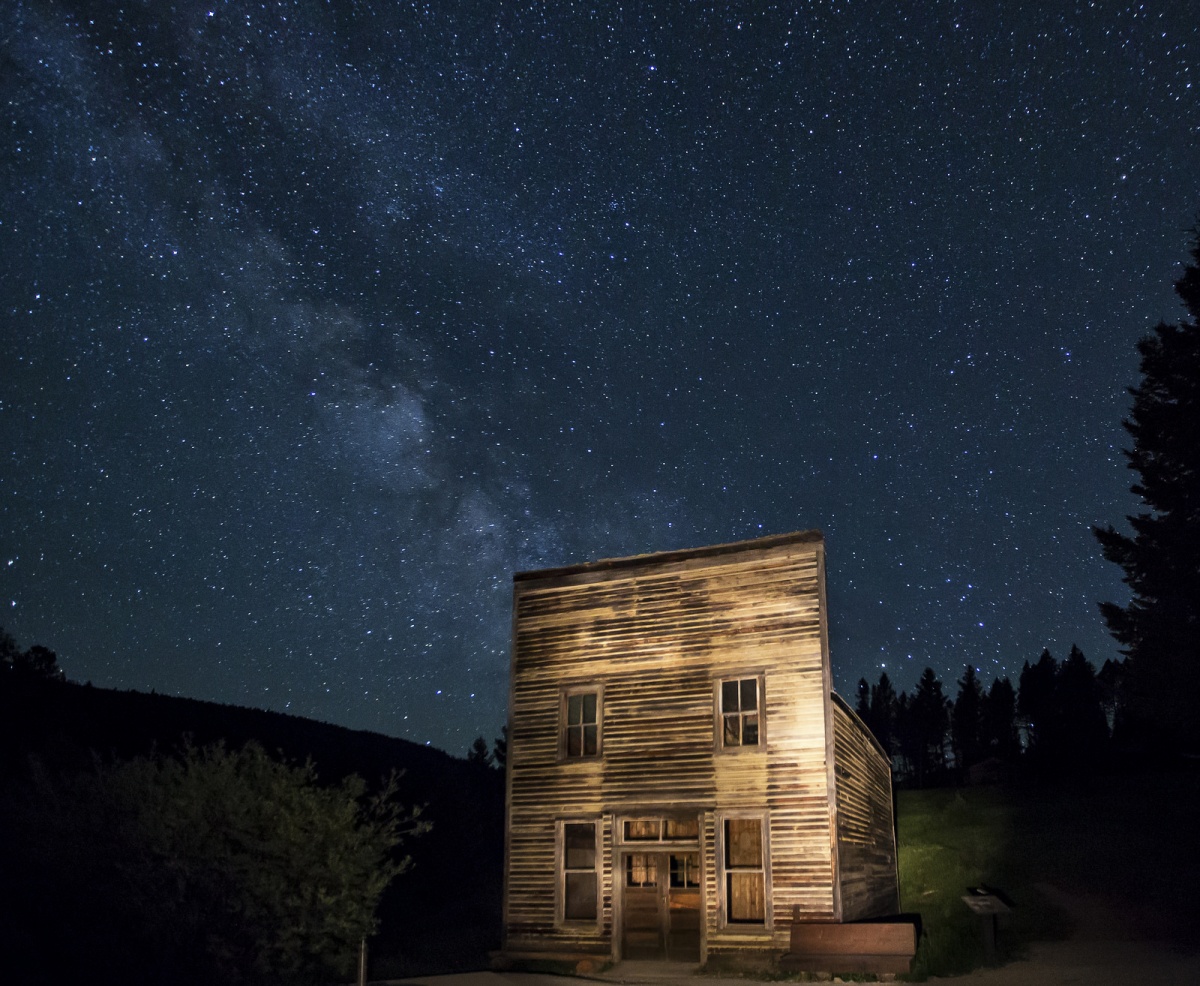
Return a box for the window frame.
[559,684,604,760]
[556,817,602,927]
[715,674,766,750]
[717,812,771,929]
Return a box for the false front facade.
[501,531,898,966]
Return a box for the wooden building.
[500,531,901,968]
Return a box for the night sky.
[3,2,1198,754]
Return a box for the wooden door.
[666,852,701,961]
[622,853,701,961]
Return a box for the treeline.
[854,647,1122,787]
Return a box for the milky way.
[3,2,1198,753]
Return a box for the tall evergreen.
[950,665,983,770]
[1018,649,1060,756]
[902,668,950,786]
[1056,645,1110,766]
[855,677,872,721]
[979,677,1020,762]
[1094,228,1200,749]
[869,671,898,756]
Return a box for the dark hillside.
[0,675,505,980]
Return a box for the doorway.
[621,852,701,961]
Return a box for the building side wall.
[504,538,837,959]
[831,697,900,920]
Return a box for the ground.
[392,885,1200,986]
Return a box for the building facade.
[501,531,898,965]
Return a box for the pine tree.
[979,677,1020,762]
[904,668,950,786]
[951,665,983,771]
[1018,650,1060,758]
[1056,645,1109,766]
[869,672,898,756]
[1094,228,1200,749]
[855,677,872,721]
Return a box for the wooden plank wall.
[504,533,842,959]
[830,694,900,920]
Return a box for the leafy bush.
[2,740,426,985]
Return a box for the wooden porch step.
[782,919,917,976]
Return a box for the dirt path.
[932,883,1200,986]
[396,886,1200,986]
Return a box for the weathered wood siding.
[503,532,842,960]
[830,694,900,920]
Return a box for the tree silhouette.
[0,628,65,682]
[855,677,872,721]
[869,672,898,757]
[1056,645,1110,767]
[979,677,1020,762]
[467,735,493,768]
[951,665,983,771]
[492,724,508,768]
[1094,227,1200,749]
[1096,658,1125,737]
[897,668,950,786]
[1018,649,1059,757]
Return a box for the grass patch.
[896,767,1200,979]
[897,786,1065,979]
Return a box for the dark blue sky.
[3,1,1198,753]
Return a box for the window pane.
[743,713,759,746]
[670,853,700,888]
[565,872,597,920]
[727,872,765,922]
[583,724,597,756]
[722,680,740,712]
[567,727,581,757]
[626,852,658,887]
[725,818,762,868]
[740,678,758,711]
[724,713,741,747]
[568,693,583,725]
[564,823,595,868]
[582,691,597,723]
[625,819,660,841]
[665,817,699,840]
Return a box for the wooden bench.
[782,918,917,976]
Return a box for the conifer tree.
[1094,228,1200,748]
[869,671,898,756]
[979,677,1020,761]
[951,665,983,770]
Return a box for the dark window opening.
[564,690,599,757]
[721,677,760,747]
[563,822,597,921]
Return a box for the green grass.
[895,769,1200,979]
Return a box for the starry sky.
[3,2,1198,754]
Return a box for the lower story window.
[723,817,766,924]
[562,821,598,921]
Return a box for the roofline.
[513,528,825,583]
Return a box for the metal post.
[357,937,368,986]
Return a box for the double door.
[621,852,701,961]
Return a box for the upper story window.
[720,676,762,747]
[562,686,602,758]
